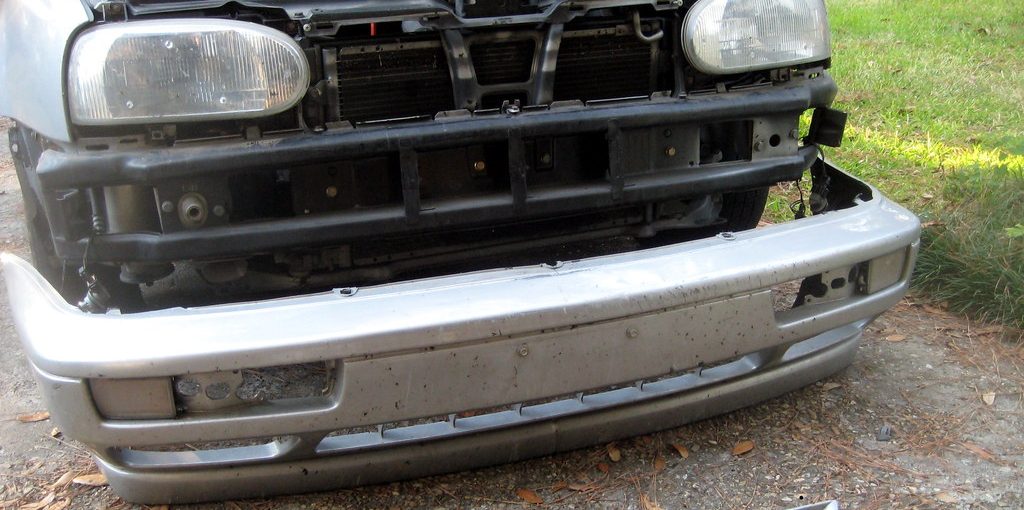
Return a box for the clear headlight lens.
[682,0,830,74]
[68,20,309,125]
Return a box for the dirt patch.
[0,120,1021,509]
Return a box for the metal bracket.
[98,1,127,22]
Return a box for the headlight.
[68,20,309,125]
[682,0,830,74]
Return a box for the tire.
[719,187,769,232]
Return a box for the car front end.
[1,0,919,503]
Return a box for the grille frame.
[554,24,663,103]
[325,21,673,126]
[331,38,456,125]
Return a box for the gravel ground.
[1,118,1022,509]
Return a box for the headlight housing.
[682,0,831,75]
[68,19,309,125]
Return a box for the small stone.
[876,424,893,441]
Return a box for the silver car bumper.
[3,162,919,504]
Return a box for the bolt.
[161,201,174,213]
[125,100,134,109]
[517,344,529,357]
[473,160,487,172]
[753,140,765,152]
[626,327,640,339]
[789,128,800,139]
[539,153,552,165]
[164,40,174,49]
[178,193,208,227]
[665,146,677,157]
[505,104,520,114]
[718,231,736,241]
[10,143,18,154]
[219,96,228,105]
[302,23,312,32]
[213,205,226,217]
[325,185,339,198]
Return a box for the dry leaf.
[47,471,77,490]
[671,443,690,459]
[885,334,906,342]
[606,443,622,462]
[653,456,666,472]
[515,488,544,505]
[49,427,61,438]
[596,462,610,473]
[639,493,664,510]
[568,483,591,492]
[731,440,755,456]
[935,492,958,504]
[974,326,1003,336]
[821,382,842,392]
[18,492,55,510]
[72,472,108,487]
[20,460,44,476]
[552,481,568,492]
[961,442,997,462]
[16,411,50,423]
[150,506,170,510]
[982,392,996,406]
[44,498,70,510]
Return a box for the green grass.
[827,0,1024,207]
[768,0,1024,327]
[913,169,1023,328]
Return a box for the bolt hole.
[186,206,202,219]
[769,134,781,147]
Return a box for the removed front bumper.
[3,161,919,504]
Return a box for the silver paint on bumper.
[3,163,920,504]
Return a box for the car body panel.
[0,0,91,142]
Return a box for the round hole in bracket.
[769,134,782,147]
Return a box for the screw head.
[517,344,529,357]
[302,23,312,32]
[473,160,487,172]
[789,128,800,139]
[325,185,339,198]
[539,153,552,165]
[125,100,134,109]
[664,146,677,157]
[626,327,640,339]
[161,201,175,213]
[213,205,226,217]
[10,143,18,154]
[753,140,765,152]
